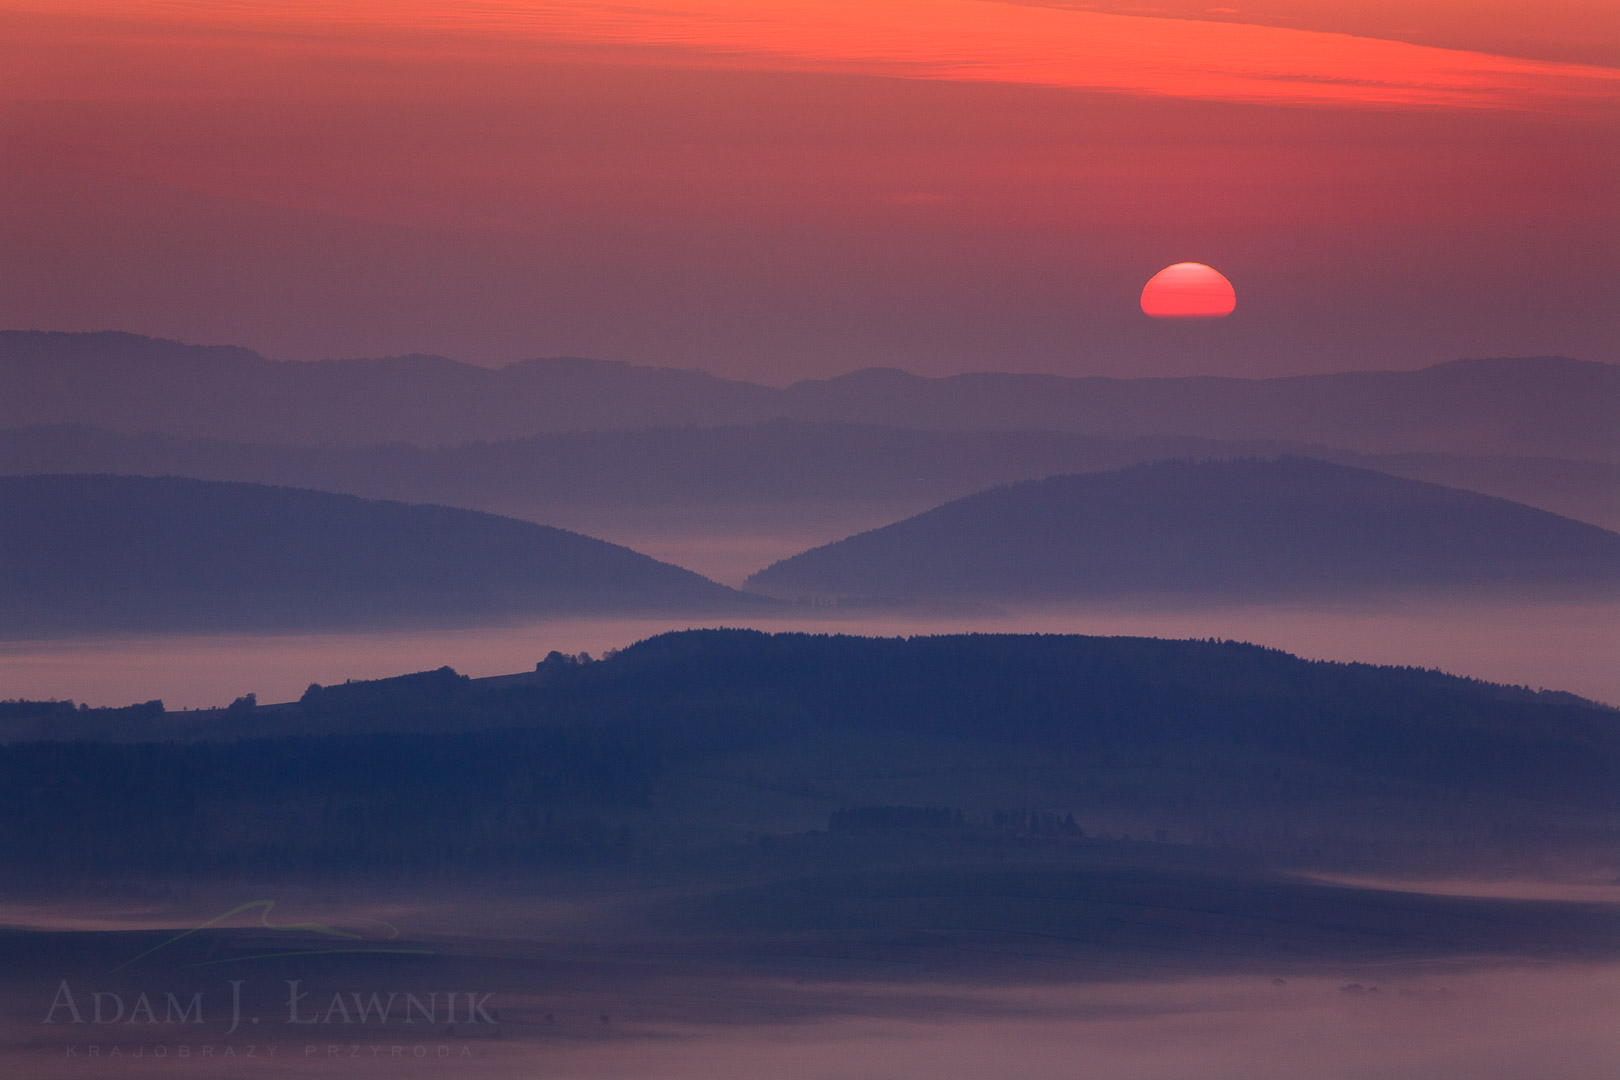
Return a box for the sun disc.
[1141,262,1236,319]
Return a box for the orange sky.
[11,0,1617,110]
[1,0,1616,377]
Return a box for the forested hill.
[1,630,1616,873]
[747,457,1620,601]
[0,474,753,634]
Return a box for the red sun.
[1140,262,1236,319]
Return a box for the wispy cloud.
[33,0,1618,112]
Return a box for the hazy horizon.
[8,328,1610,383]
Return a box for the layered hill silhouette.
[3,422,1617,532]
[746,458,1620,602]
[3,331,1617,460]
[0,475,752,634]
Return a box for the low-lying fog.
[503,965,1620,1080]
[6,862,1620,1078]
[10,961,1620,1079]
[2,597,1615,709]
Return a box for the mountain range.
[6,458,1616,633]
[4,331,1616,460]
[3,422,1616,534]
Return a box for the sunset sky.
[2,0,1616,378]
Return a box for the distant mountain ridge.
[746,458,1620,602]
[2,331,1616,459]
[2,422,1616,533]
[0,474,753,635]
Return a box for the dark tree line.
[4,629,1617,875]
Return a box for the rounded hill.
[746,457,1620,603]
[0,474,753,633]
